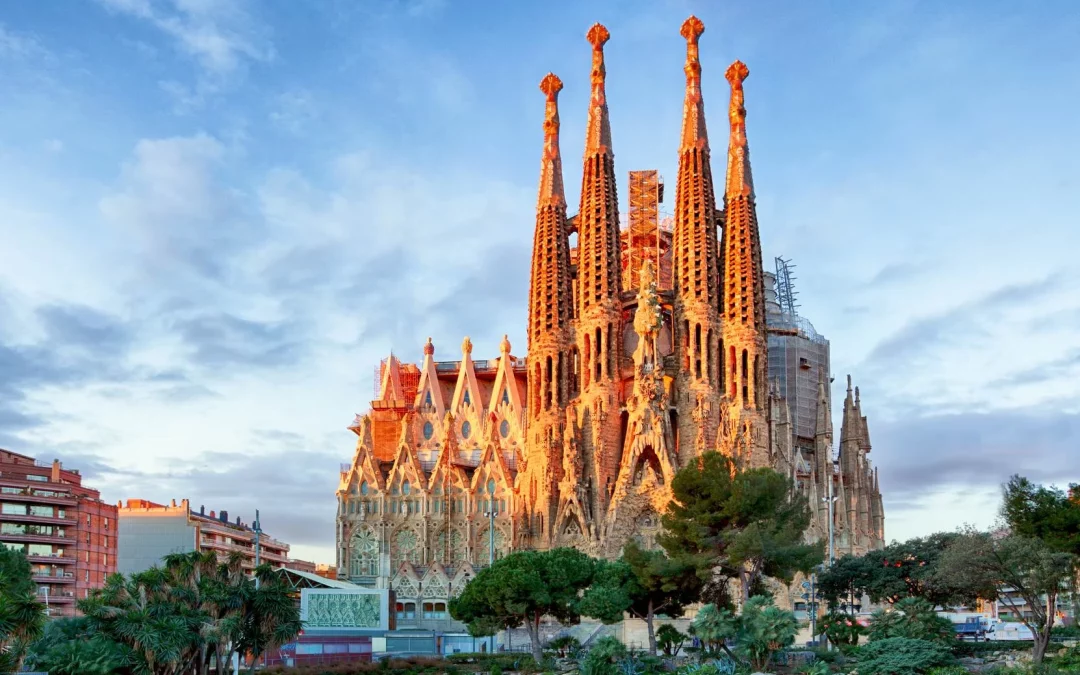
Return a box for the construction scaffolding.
[775,256,800,316]
[622,170,673,291]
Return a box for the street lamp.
[483,501,498,654]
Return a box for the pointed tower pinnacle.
[724,60,754,198]
[524,72,574,547]
[584,23,613,155]
[680,15,708,152]
[537,73,566,209]
[576,23,622,328]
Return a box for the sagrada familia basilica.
[336,18,884,611]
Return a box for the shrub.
[737,595,799,671]
[952,640,1037,657]
[867,598,956,644]
[490,664,503,675]
[926,668,968,675]
[657,624,689,657]
[819,612,865,653]
[548,634,582,658]
[582,636,628,675]
[858,638,956,675]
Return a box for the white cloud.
[97,0,272,75]
[0,24,49,60]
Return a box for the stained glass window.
[423,421,434,440]
[461,421,471,439]
[360,481,369,496]
[500,419,510,438]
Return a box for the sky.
[0,0,1078,565]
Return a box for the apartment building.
[0,449,117,616]
[118,498,291,574]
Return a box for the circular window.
[360,481,368,496]
[423,421,434,440]
[402,480,411,495]
[499,419,510,438]
[487,479,496,495]
[461,421,471,439]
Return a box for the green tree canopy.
[866,597,955,644]
[937,531,1077,663]
[579,540,702,654]
[67,551,301,675]
[819,533,979,609]
[1003,474,1080,556]
[449,547,597,663]
[0,548,46,672]
[660,451,823,602]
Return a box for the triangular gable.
[470,441,513,495]
[341,440,386,494]
[450,337,484,415]
[387,435,428,493]
[488,335,523,417]
[450,562,476,595]
[429,424,470,493]
[420,563,451,599]
[414,337,447,416]
[378,354,404,403]
[391,561,422,597]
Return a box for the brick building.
[118,498,291,574]
[0,449,117,616]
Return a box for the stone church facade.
[335,17,884,620]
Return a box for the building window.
[1,503,25,515]
[463,390,471,406]
[26,475,48,482]
[402,480,410,496]
[104,517,109,530]
[29,505,53,517]
[487,479,496,495]
[422,602,447,619]
[396,602,416,620]
[423,421,434,440]
[500,419,510,438]
[461,421,471,439]
[85,570,89,582]
[360,481,369,496]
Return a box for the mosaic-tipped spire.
[576,23,622,326]
[680,16,708,152]
[584,23,613,155]
[724,60,754,198]
[537,73,566,208]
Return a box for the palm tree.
[0,549,47,672]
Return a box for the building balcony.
[0,513,75,526]
[0,532,69,545]
[0,490,76,506]
[33,573,76,584]
[27,553,75,565]
[37,590,75,602]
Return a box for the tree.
[656,624,687,657]
[737,595,798,672]
[24,617,132,675]
[689,596,797,670]
[817,553,875,610]
[660,451,823,605]
[0,548,46,673]
[938,532,1077,663]
[579,541,702,655]
[866,597,954,643]
[75,551,301,675]
[818,611,863,653]
[819,534,982,610]
[1003,475,1080,556]
[449,547,597,663]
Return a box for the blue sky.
[1,0,1078,564]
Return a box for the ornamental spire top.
[584,23,613,155]
[725,59,754,198]
[679,16,708,152]
[537,73,566,208]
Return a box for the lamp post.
[484,503,497,654]
[253,509,262,590]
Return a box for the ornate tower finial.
[679,16,708,152]
[537,73,566,208]
[424,337,435,356]
[500,334,511,354]
[724,60,753,198]
[584,23,613,155]
[461,336,473,355]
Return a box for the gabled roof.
[276,567,358,590]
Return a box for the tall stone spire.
[524,73,573,546]
[720,59,768,434]
[672,16,722,461]
[575,23,623,525]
